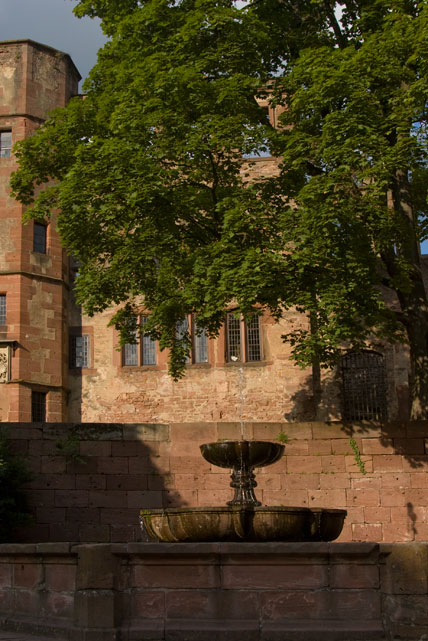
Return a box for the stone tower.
[0,40,80,421]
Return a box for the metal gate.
[341,350,387,421]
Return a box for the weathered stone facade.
[0,40,80,422]
[0,38,421,424]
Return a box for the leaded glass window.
[70,335,90,368]
[0,131,11,158]
[0,295,5,325]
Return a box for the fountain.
[140,440,347,542]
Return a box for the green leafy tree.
[9,0,428,419]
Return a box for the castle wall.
[4,421,428,545]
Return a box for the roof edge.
[0,39,82,81]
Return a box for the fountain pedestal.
[200,440,284,507]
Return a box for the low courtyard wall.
[1,542,427,641]
[1,421,428,544]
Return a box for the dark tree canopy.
[10,0,428,418]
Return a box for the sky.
[0,0,106,85]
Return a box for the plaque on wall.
[0,345,10,383]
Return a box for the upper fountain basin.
[200,440,284,470]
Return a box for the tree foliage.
[10,0,428,417]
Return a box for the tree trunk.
[386,170,428,419]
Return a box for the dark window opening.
[32,391,46,422]
[33,223,47,254]
[0,295,5,325]
[70,335,90,368]
[0,131,11,158]
[341,350,387,421]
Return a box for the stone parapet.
[1,542,427,640]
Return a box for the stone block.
[222,564,328,590]
[45,564,76,591]
[76,545,120,590]
[260,590,329,620]
[330,564,379,589]
[131,591,165,619]
[132,563,221,589]
[74,590,118,628]
[346,489,380,507]
[13,562,42,588]
[380,543,428,594]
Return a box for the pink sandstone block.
[381,488,407,507]
[45,564,76,592]
[45,592,75,619]
[131,591,165,619]
[330,564,379,589]
[321,456,346,473]
[131,563,220,589]
[308,489,346,508]
[287,456,322,474]
[319,474,350,489]
[372,455,404,472]
[346,488,380,507]
[361,438,394,455]
[283,474,320,490]
[221,564,328,590]
[13,562,42,588]
[261,590,329,620]
[381,472,411,487]
[352,523,383,541]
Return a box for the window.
[123,316,156,366]
[226,313,262,362]
[341,350,387,421]
[0,131,11,158]
[0,295,5,325]
[70,335,90,368]
[33,223,47,254]
[32,391,46,422]
[176,315,209,364]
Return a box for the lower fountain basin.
[140,506,346,543]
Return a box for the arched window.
[341,350,387,421]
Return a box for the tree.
[10,0,428,418]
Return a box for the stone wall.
[0,542,427,640]
[2,421,428,544]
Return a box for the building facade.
[0,39,416,424]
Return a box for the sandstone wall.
[3,421,427,544]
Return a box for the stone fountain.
[140,440,346,542]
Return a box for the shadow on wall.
[3,422,183,544]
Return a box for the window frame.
[0,130,12,158]
[226,312,262,364]
[122,315,157,367]
[31,391,47,422]
[33,222,48,254]
[70,334,91,369]
[0,294,6,326]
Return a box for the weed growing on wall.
[0,430,32,541]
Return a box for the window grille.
[32,391,46,422]
[141,316,156,365]
[0,295,5,325]
[70,335,90,368]
[33,223,47,254]
[123,339,138,366]
[0,131,11,158]
[341,350,387,421]
[123,317,156,366]
[194,318,208,363]
[227,313,242,361]
[246,315,261,361]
